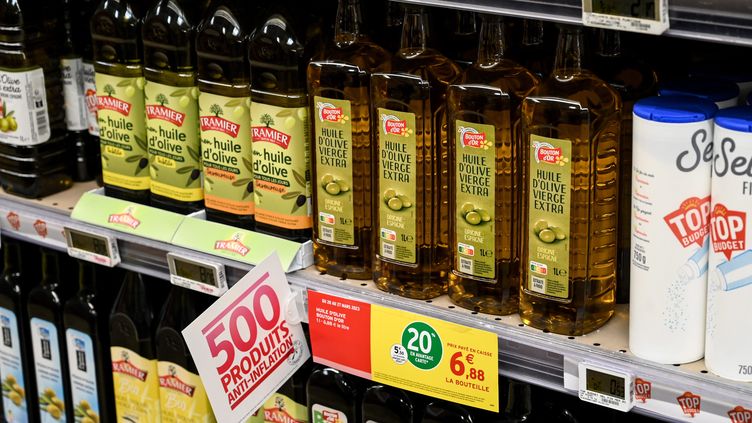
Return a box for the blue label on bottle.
[0,307,28,422]
[31,318,67,423]
[66,329,100,422]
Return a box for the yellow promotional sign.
[369,305,499,412]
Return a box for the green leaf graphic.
[282,191,302,200]
[170,89,188,97]
[134,135,147,150]
[117,79,132,87]
[292,169,306,187]
[187,146,200,162]
[232,178,252,186]
[224,99,243,107]
[125,155,142,163]
[242,157,253,173]
[177,166,193,174]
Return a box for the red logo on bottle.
[214,234,250,256]
[381,114,408,136]
[33,219,48,238]
[253,127,292,149]
[728,406,752,423]
[108,209,140,229]
[317,102,344,122]
[533,141,564,165]
[710,203,746,260]
[85,89,98,113]
[634,378,651,403]
[459,126,487,148]
[112,359,148,381]
[97,96,132,116]
[5,212,20,231]
[159,374,196,397]
[664,196,711,248]
[146,105,186,127]
[677,392,702,417]
[200,116,240,138]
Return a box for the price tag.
[182,253,310,422]
[167,252,228,297]
[582,0,669,35]
[578,363,635,412]
[63,227,120,267]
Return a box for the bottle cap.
[715,106,752,133]
[633,95,718,123]
[658,78,740,104]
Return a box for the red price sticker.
[183,253,310,422]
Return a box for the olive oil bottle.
[27,249,73,422]
[422,401,474,423]
[91,0,150,204]
[306,367,360,423]
[518,20,549,79]
[156,287,215,422]
[110,272,160,422]
[143,0,208,214]
[249,12,313,242]
[592,29,658,304]
[448,14,539,315]
[63,262,114,423]
[308,0,391,279]
[0,240,37,422]
[372,6,462,299]
[81,0,103,185]
[520,25,621,335]
[0,0,73,198]
[362,385,414,423]
[250,358,311,422]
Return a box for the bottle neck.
[522,19,544,46]
[400,6,428,53]
[553,27,584,77]
[78,262,97,292]
[477,15,506,66]
[41,251,60,288]
[454,11,476,35]
[505,381,533,417]
[334,0,363,47]
[2,241,21,274]
[596,28,621,57]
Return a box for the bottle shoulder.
[325,40,392,74]
[536,70,622,116]
[462,62,540,100]
[392,49,463,88]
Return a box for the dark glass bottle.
[142,0,209,214]
[446,11,478,68]
[499,379,532,422]
[156,287,215,422]
[252,358,312,422]
[27,249,73,422]
[0,0,73,198]
[91,0,150,204]
[109,271,160,421]
[422,400,474,423]
[307,367,360,423]
[362,385,414,423]
[0,240,37,421]
[518,19,549,79]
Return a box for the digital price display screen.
[173,259,217,286]
[586,368,626,399]
[69,230,109,256]
[592,0,658,20]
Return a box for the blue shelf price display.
[582,0,669,35]
[166,252,228,297]
[578,363,635,412]
[64,227,121,267]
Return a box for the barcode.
[382,242,395,259]
[36,109,49,135]
[531,276,546,294]
[321,226,334,242]
[460,257,473,274]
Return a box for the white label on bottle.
[82,62,99,136]
[312,404,347,423]
[66,329,100,421]
[0,307,29,423]
[30,318,68,423]
[0,67,51,145]
[61,57,88,131]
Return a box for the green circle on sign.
[401,322,443,370]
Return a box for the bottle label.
[377,108,417,265]
[83,62,99,136]
[247,392,306,423]
[0,307,28,423]
[455,120,496,280]
[312,404,346,423]
[314,97,354,246]
[158,360,215,422]
[145,80,203,202]
[65,329,100,423]
[251,102,312,230]
[111,346,160,422]
[526,134,571,299]
[96,72,150,191]
[199,92,254,216]
[61,57,89,132]
[0,67,51,146]
[30,318,67,423]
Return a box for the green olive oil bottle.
[143,0,209,214]
[361,385,414,423]
[447,15,539,315]
[91,0,150,204]
[307,0,391,279]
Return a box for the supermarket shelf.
[0,184,750,422]
[396,0,752,46]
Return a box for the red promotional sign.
[664,196,711,248]
[711,203,746,260]
[729,406,752,423]
[6,211,19,231]
[634,378,651,403]
[677,392,702,417]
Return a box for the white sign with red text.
[182,253,310,423]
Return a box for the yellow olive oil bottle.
[249,12,313,242]
[520,25,621,335]
[307,0,391,279]
[197,0,256,229]
[91,0,150,204]
[0,0,73,198]
[448,14,539,315]
[143,0,209,214]
[372,6,462,300]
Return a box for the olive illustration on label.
[383,190,413,211]
[325,182,341,195]
[533,220,567,243]
[75,399,99,423]
[2,374,25,406]
[0,102,17,133]
[320,174,349,196]
[39,387,64,420]
[296,195,307,207]
[533,219,549,235]
[460,203,491,226]
[538,228,556,243]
